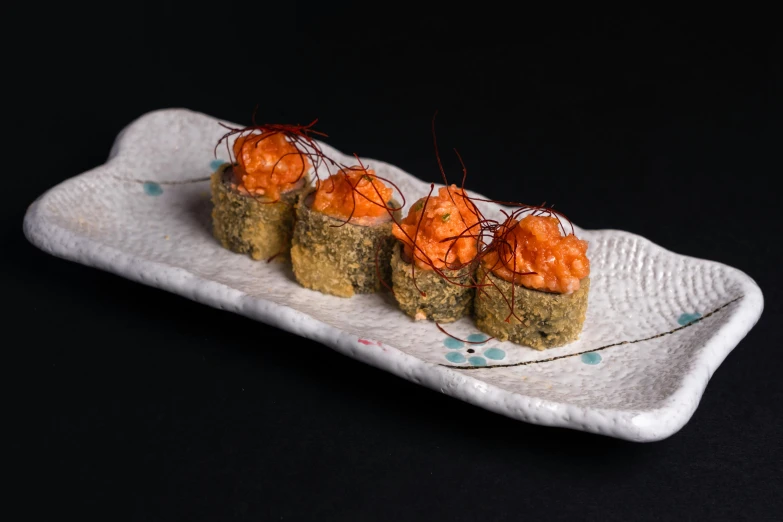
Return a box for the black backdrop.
[8,3,782,520]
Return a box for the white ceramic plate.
[23,108,764,442]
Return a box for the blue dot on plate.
[143,182,163,196]
[484,347,506,361]
[445,352,466,364]
[581,352,602,365]
[678,312,702,326]
[443,337,464,349]
[468,356,487,367]
[210,159,227,170]
[467,333,489,345]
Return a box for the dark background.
[7,2,782,520]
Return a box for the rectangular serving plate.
[23,108,764,442]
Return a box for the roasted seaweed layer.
[210,164,307,261]
[390,243,474,323]
[474,265,590,350]
[291,196,400,297]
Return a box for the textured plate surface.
[23,108,764,442]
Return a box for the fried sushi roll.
[474,214,590,349]
[291,167,400,297]
[390,185,481,323]
[211,128,315,261]
[211,164,308,261]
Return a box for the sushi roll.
[474,214,590,349]
[290,166,401,297]
[390,185,481,323]
[211,127,317,261]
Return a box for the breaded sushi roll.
[474,214,590,349]
[390,185,481,323]
[211,122,322,261]
[291,166,401,297]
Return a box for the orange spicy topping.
[483,215,589,294]
[233,132,311,200]
[311,167,393,221]
[392,185,481,271]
